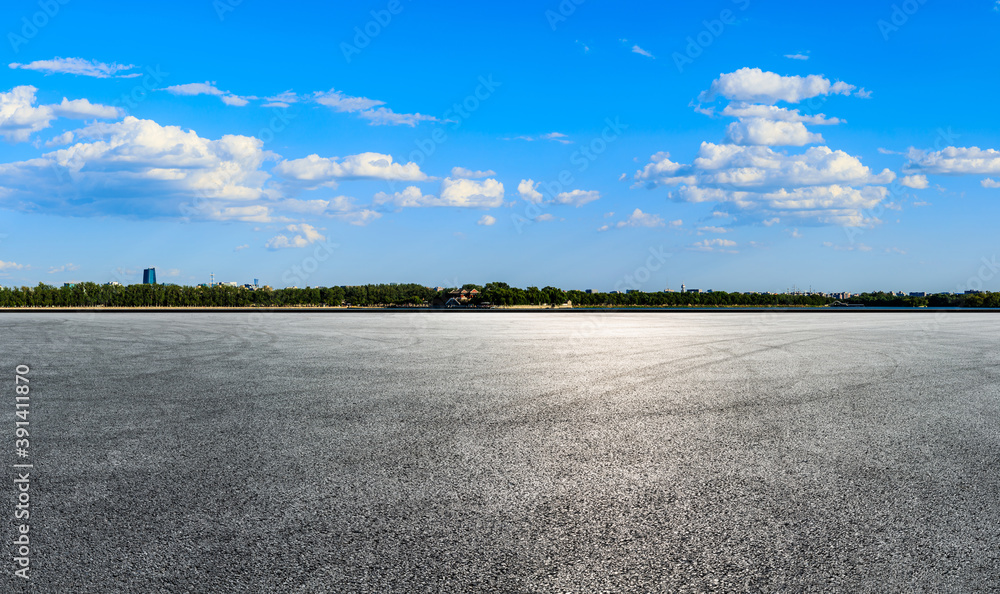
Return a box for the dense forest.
[0,282,997,308]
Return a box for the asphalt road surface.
[2,312,999,592]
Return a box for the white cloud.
[451,166,497,179]
[762,217,780,226]
[372,186,432,208]
[50,97,122,119]
[265,224,325,249]
[725,118,823,146]
[439,177,504,208]
[261,90,299,108]
[339,209,382,226]
[313,89,384,112]
[600,208,666,231]
[698,226,731,233]
[633,151,686,187]
[275,196,359,215]
[202,205,276,223]
[44,130,74,147]
[504,132,571,144]
[9,57,138,78]
[690,238,738,252]
[312,88,437,127]
[0,260,25,271]
[355,107,437,127]
[0,116,272,219]
[720,103,843,125]
[518,179,544,204]
[900,174,929,189]
[163,82,249,107]
[534,213,556,222]
[632,45,655,59]
[234,244,249,251]
[0,86,122,142]
[656,143,895,190]
[477,215,496,226]
[905,146,1000,175]
[47,263,79,274]
[553,189,601,207]
[822,241,872,252]
[374,178,504,208]
[675,184,888,226]
[274,152,428,185]
[540,132,572,144]
[982,178,1000,188]
[784,53,809,61]
[699,67,856,104]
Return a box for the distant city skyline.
[2,2,1000,293]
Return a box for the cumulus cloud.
[0,260,25,271]
[9,57,139,78]
[699,68,857,104]
[720,103,843,125]
[163,82,250,106]
[265,224,325,249]
[374,178,504,208]
[0,85,122,142]
[982,178,1000,188]
[518,179,544,204]
[725,118,823,146]
[904,146,1000,175]
[0,116,272,219]
[635,65,890,227]
[439,177,504,207]
[633,143,893,226]
[599,208,667,231]
[339,209,382,226]
[477,214,496,226]
[900,174,929,189]
[633,151,687,187]
[694,143,894,186]
[372,186,432,208]
[451,166,496,179]
[553,189,601,207]
[274,152,428,186]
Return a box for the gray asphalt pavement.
[2,312,999,592]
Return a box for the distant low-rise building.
[909,292,927,297]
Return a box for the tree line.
[0,281,995,308]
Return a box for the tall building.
[143,268,156,285]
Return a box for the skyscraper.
[143,268,156,285]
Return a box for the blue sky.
[2,0,1000,292]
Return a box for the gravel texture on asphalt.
[2,312,999,592]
